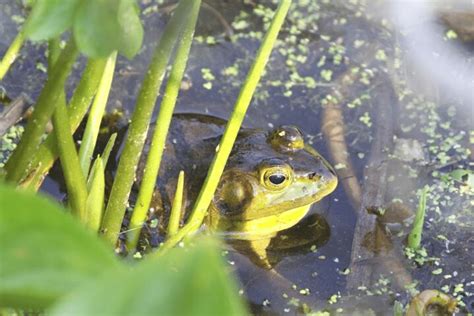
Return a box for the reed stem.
[0,30,25,80]
[21,58,107,190]
[52,95,88,219]
[167,171,185,238]
[157,0,292,253]
[100,0,194,245]
[125,0,201,250]
[47,39,88,219]
[78,51,117,176]
[5,39,78,184]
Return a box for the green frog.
[136,113,337,267]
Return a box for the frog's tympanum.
[136,114,337,267]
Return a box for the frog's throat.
[207,204,311,241]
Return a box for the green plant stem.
[408,186,429,250]
[46,39,88,219]
[126,0,201,250]
[0,30,25,80]
[21,58,107,190]
[100,133,117,170]
[78,51,117,176]
[52,95,88,219]
[47,38,61,72]
[4,39,78,184]
[167,171,185,238]
[100,0,194,245]
[85,157,105,232]
[157,0,292,254]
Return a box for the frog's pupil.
[269,174,286,185]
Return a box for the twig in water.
[0,94,32,137]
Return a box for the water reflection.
[389,0,473,110]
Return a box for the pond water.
[1,0,473,314]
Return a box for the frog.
[135,113,338,267]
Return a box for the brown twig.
[321,73,362,211]
[345,75,413,291]
[0,93,32,137]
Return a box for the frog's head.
[208,125,338,240]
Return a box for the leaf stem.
[126,0,201,250]
[4,39,78,184]
[100,0,194,245]
[85,158,105,232]
[46,39,88,219]
[408,186,429,250]
[157,0,292,254]
[47,38,61,72]
[100,133,117,170]
[167,171,185,238]
[0,30,25,80]
[52,95,88,219]
[20,58,107,190]
[78,51,117,176]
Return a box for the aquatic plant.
[408,186,429,250]
[0,0,292,312]
[0,184,246,315]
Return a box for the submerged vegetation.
[1,0,473,315]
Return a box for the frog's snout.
[306,156,336,178]
[320,163,338,193]
[306,159,338,194]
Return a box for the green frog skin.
[135,113,337,267]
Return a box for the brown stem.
[0,94,32,137]
[345,75,413,291]
[321,72,362,211]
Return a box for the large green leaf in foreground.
[0,184,122,308]
[50,239,248,316]
[0,185,246,314]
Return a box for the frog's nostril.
[308,172,320,180]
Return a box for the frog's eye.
[262,168,292,190]
[259,159,293,190]
[269,173,286,185]
[268,125,304,152]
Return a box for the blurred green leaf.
[393,300,404,316]
[450,169,473,189]
[73,0,143,58]
[73,0,120,58]
[24,0,80,41]
[450,169,469,181]
[0,184,121,309]
[49,238,248,316]
[117,0,144,59]
[20,0,37,8]
[24,0,144,58]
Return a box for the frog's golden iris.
[135,114,337,267]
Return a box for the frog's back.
[137,113,226,224]
[166,113,226,146]
[152,113,226,179]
